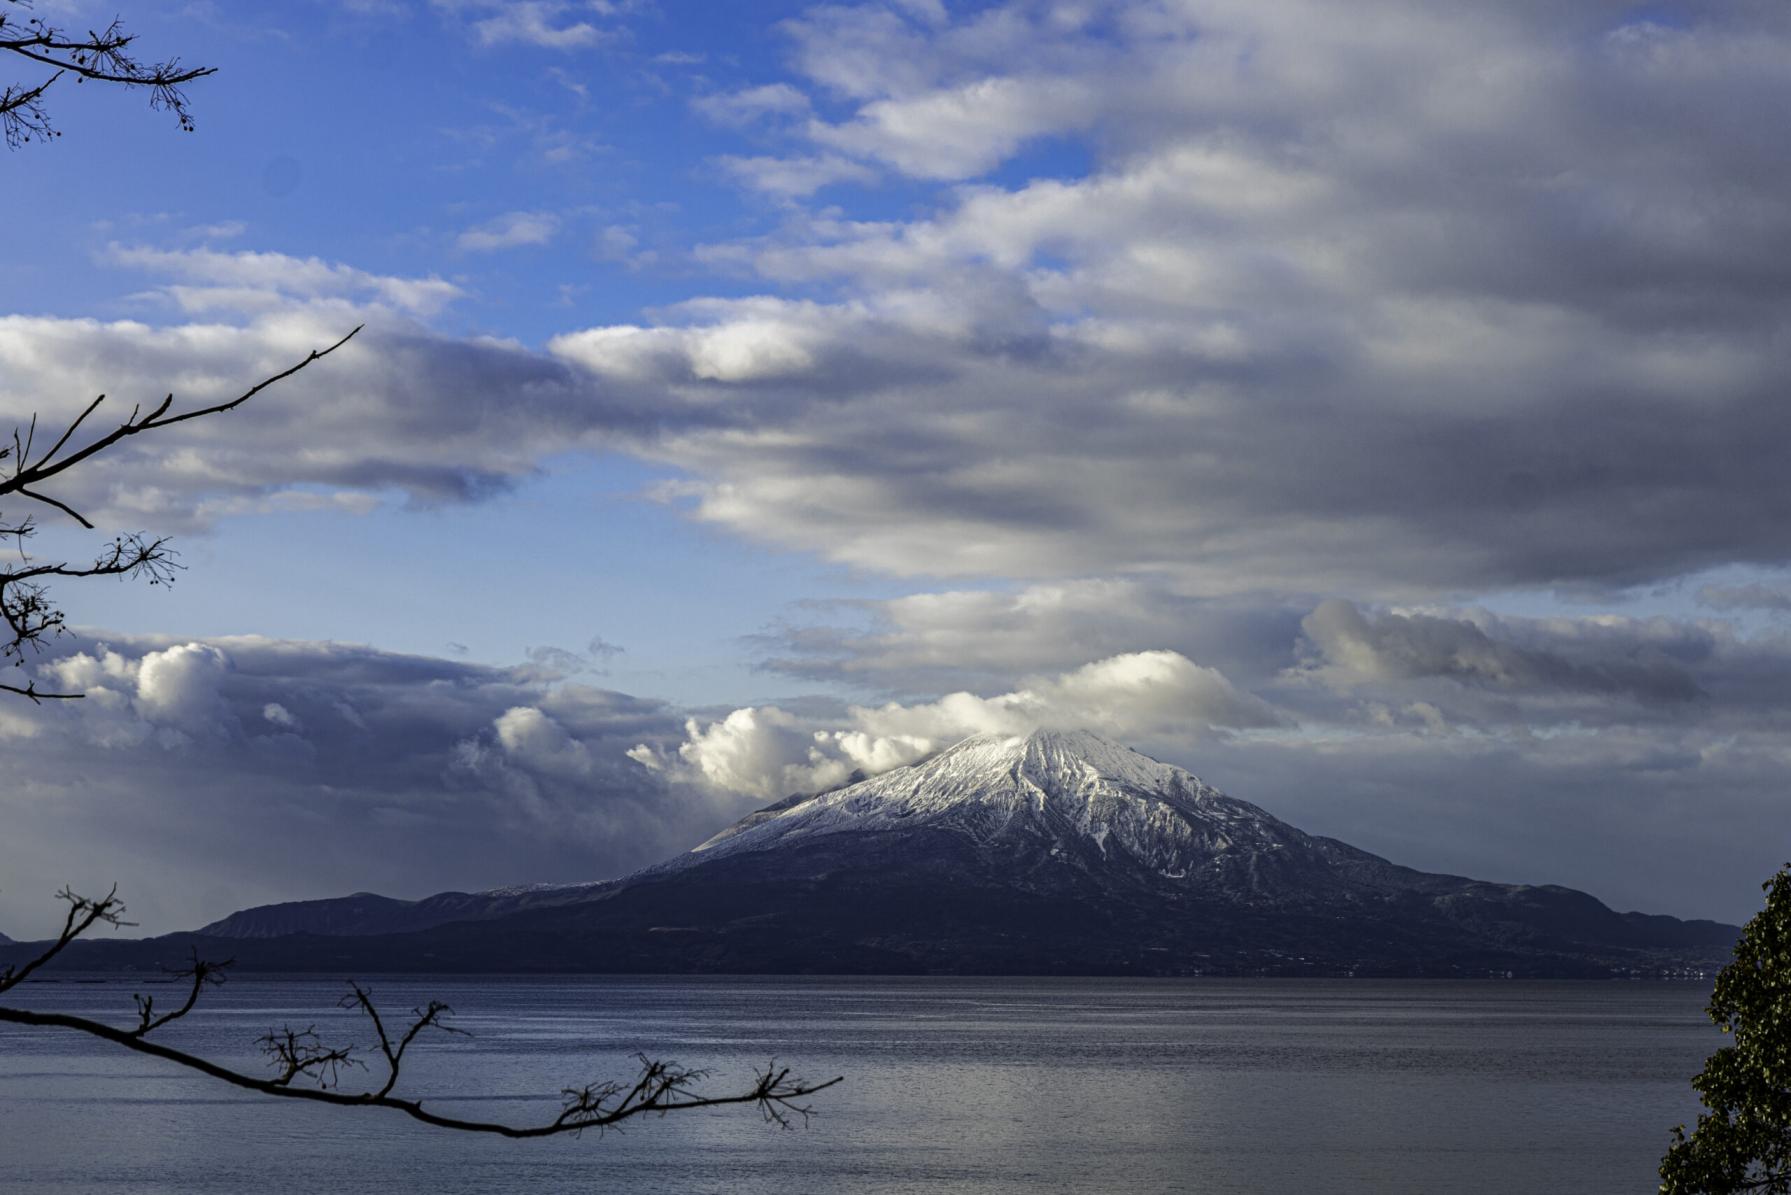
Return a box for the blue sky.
[5,0,1791,934]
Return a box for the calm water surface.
[0,976,1718,1194]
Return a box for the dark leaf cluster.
[1662,865,1791,1193]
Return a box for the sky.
[3,0,1790,935]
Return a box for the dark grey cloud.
[752,580,1308,700]
[0,633,747,938]
[5,604,1787,938]
[1279,600,1791,740]
[540,0,1791,596]
[733,581,1791,923]
[1185,725,1788,927]
[16,1,1791,599]
[1698,581,1791,613]
[1297,599,1705,706]
[0,297,689,535]
[524,637,627,677]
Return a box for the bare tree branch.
[0,325,363,509]
[342,982,465,1100]
[0,327,361,700]
[0,4,216,147]
[0,886,841,1138]
[131,950,232,1037]
[0,886,132,995]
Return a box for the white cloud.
[643,649,1287,800]
[134,643,233,735]
[494,705,595,777]
[0,299,662,533]
[537,0,1791,596]
[106,245,463,316]
[808,75,1096,179]
[440,0,624,49]
[0,633,712,936]
[456,210,561,252]
[717,154,879,197]
[693,83,811,126]
[262,702,301,730]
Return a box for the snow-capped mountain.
[676,729,1357,897]
[45,728,1737,977]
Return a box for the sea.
[0,975,1719,1194]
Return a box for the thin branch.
[0,1005,842,1139]
[0,884,841,1137]
[0,325,362,503]
[132,950,232,1037]
[340,982,463,1100]
[0,9,216,146]
[258,1024,362,1089]
[0,886,131,994]
[0,679,80,701]
[11,485,89,529]
[0,328,356,700]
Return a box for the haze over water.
[0,976,1718,1193]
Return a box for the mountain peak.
[933,726,1190,790]
[164,729,1741,977]
[682,727,1246,871]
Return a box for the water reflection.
[0,977,1719,1194]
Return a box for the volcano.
[18,730,1738,977]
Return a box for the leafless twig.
[0,3,216,146]
[0,886,843,1138]
[0,326,361,700]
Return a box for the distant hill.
[1,730,1738,978]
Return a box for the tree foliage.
[1662,865,1791,1194]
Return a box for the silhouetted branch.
[0,885,131,994]
[0,325,363,519]
[0,327,361,700]
[258,1024,363,1089]
[0,4,216,146]
[0,886,842,1138]
[340,982,464,1099]
[132,950,231,1037]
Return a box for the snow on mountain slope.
[61,726,1734,976]
[682,728,1318,887]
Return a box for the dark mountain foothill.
[4,730,1737,978]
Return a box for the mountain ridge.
[6,729,1739,977]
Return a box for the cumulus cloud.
[640,649,1287,801]
[538,0,1791,596]
[808,75,1097,179]
[132,643,234,737]
[0,632,741,937]
[32,0,1791,599]
[756,579,1307,696]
